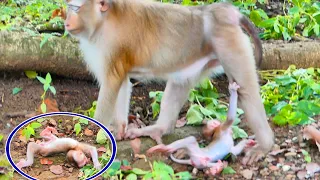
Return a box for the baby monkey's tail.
[170,154,192,165]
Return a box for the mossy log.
[0,31,319,80]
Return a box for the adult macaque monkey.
[64,0,274,164]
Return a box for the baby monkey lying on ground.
[16,126,101,170]
[147,82,255,175]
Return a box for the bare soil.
[0,72,319,179]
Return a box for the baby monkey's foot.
[146,144,174,155]
[228,82,240,93]
[205,160,224,176]
[125,124,165,144]
[16,159,26,169]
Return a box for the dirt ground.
[0,71,319,179]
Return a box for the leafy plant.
[301,149,312,163]
[21,122,42,141]
[222,166,236,175]
[0,155,14,180]
[72,116,89,136]
[96,129,109,145]
[36,73,56,113]
[103,160,192,180]
[260,65,320,126]
[149,91,163,118]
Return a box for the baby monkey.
[147,82,255,175]
[16,126,101,170]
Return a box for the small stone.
[285,174,295,180]
[50,165,63,175]
[292,137,298,143]
[68,168,73,173]
[285,152,297,157]
[49,118,57,126]
[241,169,253,179]
[282,165,291,172]
[260,168,269,176]
[285,139,292,144]
[299,143,306,147]
[13,142,20,147]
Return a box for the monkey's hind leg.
[125,80,192,144]
[211,28,274,165]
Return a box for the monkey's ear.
[99,0,110,12]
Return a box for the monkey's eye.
[68,4,81,13]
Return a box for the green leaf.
[79,118,89,125]
[49,86,56,95]
[275,75,297,85]
[36,76,46,84]
[12,87,22,95]
[232,126,248,139]
[30,122,42,129]
[271,101,288,115]
[143,173,153,180]
[45,73,52,84]
[74,123,81,135]
[0,134,3,142]
[289,6,300,15]
[107,161,121,176]
[131,168,149,175]
[199,106,214,116]
[274,23,280,33]
[299,18,307,23]
[96,129,108,144]
[301,149,312,163]
[44,83,50,91]
[25,71,38,79]
[151,102,160,119]
[258,18,276,28]
[122,160,130,166]
[314,24,319,36]
[272,114,287,126]
[250,10,262,26]
[186,104,203,125]
[41,102,47,113]
[126,174,137,180]
[222,166,236,175]
[297,100,320,116]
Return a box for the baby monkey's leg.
[147,136,201,155]
[16,142,42,169]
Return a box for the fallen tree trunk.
[0,31,319,80]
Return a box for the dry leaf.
[241,169,253,179]
[18,135,27,143]
[84,128,94,137]
[37,98,59,114]
[175,117,187,128]
[40,158,53,165]
[130,138,141,155]
[50,165,63,175]
[120,165,132,171]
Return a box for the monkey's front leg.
[94,72,123,135]
[125,80,192,144]
[115,77,132,140]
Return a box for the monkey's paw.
[205,160,224,176]
[125,125,165,144]
[242,145,266,165]
[94,162,102,170]
[228,82,240,92]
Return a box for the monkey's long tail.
[240,16,263,68]
[169,154,192,165]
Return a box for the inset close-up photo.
[9,115,113,180]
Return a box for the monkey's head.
[67,150,89,167]
[64,0,110,37]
